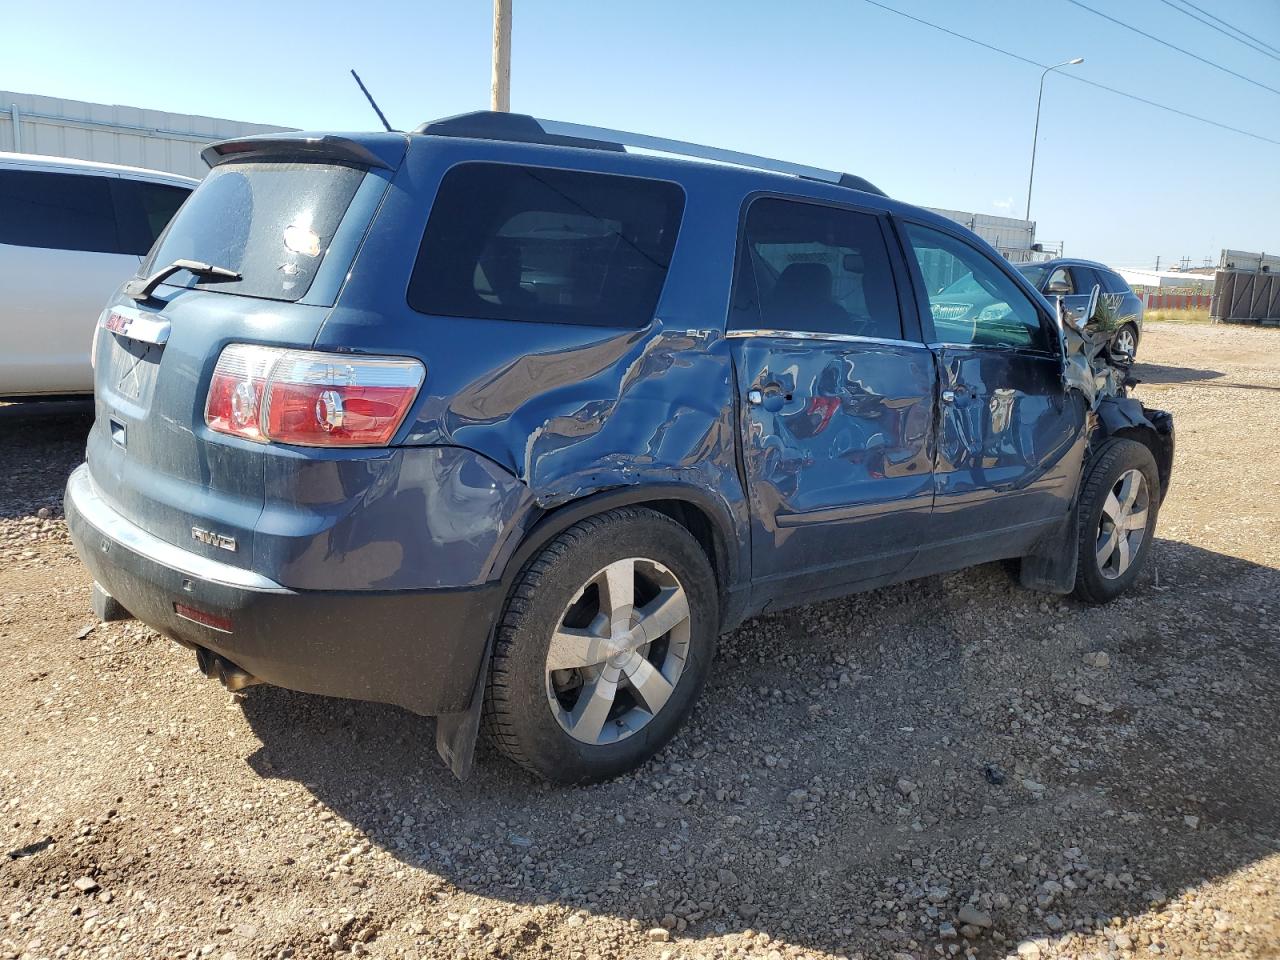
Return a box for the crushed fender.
[1059,301,1175,501]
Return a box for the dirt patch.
[1,322,1277,960]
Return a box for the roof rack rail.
[414,111,886,197]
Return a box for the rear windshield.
[408,162,685,327]
[143,160,366,303]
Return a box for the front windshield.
[1016,263,1049,288]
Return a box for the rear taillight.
[205,344,424,447]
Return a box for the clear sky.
[5,0,1277,267]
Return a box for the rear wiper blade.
[124,259,242,302]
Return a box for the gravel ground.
[1,322,1278,960]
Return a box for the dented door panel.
[730,336,936,599]
[925,346,1085,559]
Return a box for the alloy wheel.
[1114,326,1137,357]
[545,557,691,745]
[1096,468,1150,579]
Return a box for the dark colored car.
[1016,258,1144,357]
[65,114,1174,783]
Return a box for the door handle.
[748,385,791,412]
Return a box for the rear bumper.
[65,464,502,715]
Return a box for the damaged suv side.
[65,115,1173,784]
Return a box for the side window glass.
[904,222,1049,351]
[1072,266,1102,295]
[0,170,122,254]
[1045,266,1074,294]
[111,180,192,255]
[409,163,684,327]
[1104,271,1131,295]
[137,183,190,249]
[729,197,903,340]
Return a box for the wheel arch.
[491,485,745,630]
[1107,425,1172,502]
[1093,398,1174,504]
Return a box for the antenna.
[350,69,394,132]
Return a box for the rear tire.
[483,507,718,783]
[1112,323,1139,359]
[1072,439,1160,604]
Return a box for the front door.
[727,197,936,607]
[898,221,1086,573]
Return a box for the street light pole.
[1025,57,1083,223]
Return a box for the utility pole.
[491,0,512,112]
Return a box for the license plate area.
[104,334,163,409]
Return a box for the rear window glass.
[729,197,903,340]
[0,170,122,254]
[143,161,366,303]
[1102,270,1131,295]
[408,163,685,327]
[112,180,191,255]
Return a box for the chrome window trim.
[926,340,1061,358]
[724,329,924,348]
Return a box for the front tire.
[1073,439,1160,604]
[483,507,718,783]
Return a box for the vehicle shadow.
[0,403,92,519]
[239,537,1280,957]
[1132,362,1224,385]
[1134,363,1280,393]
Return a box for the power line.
[1062,0,1280,97]
[857,0,1280,147]
[1154,0,1280,63]
[1175,0,1280,57]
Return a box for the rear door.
[1070,264,1104,306]
[727,196,936,606]
[899,221,1085,571]
[0,167,141,395]
[87,151,397,570]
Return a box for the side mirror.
[1045,280,1071,296]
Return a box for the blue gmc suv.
[65,113,1174,783]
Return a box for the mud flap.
[91,581,133,622]
[435,633,494,780]
[1019,501,1079,594]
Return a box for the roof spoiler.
[413,111,887,198]
[201,134,401,170]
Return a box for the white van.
[0,153,196,397]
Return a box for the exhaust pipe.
[195,647,262,692]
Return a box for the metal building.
[1,89,290,180]
[3,88,1047,265]
[924,207,1043,262]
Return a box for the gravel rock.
[1,325,1278,959]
